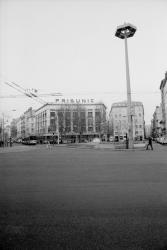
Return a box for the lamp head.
[115,23,137,39]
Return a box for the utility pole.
[56,112,59,144]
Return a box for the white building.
[109,101,145,141]
[35,99,107,142]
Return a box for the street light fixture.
[115,22,137,149]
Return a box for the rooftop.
[111,101,143,108]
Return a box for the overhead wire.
[2,80,46,105]
[0,90,160,98]
[11,81,46,104]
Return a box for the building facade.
[151,105,163,138]
[145,124,151,139]
[35,101,107,142]
[160,72,167,135]
[10,118,18,139]
[20,115,25,138]
[24,107,36,137]
[16,117,22,139]
[109,101,145,141]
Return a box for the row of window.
[114,113,142,118]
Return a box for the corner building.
[109,101,145,141]
[35,100,106,142]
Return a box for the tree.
[95,104,107,141]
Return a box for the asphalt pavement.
[0,143,167,249]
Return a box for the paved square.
[0,144,167,249]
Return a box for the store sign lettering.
[55,99,94,104]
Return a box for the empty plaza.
[1,143,167,249]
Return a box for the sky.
[0,0,167,124]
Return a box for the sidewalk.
[0,144,38,153]
[0,142,165,153]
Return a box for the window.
[88,126,93,132]
[50,112,55,119]
[88,119,93,126]
[80,112,86,132]
[88,112,93,118]
[73,112,79,132]
[65,126,71,133]
[96,125,100,132]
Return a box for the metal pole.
[2,113,5,147]
[124,33,133,149]
[56,113,59,144]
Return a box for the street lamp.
[115,22,137,149]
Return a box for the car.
[161,137,167,145]
[156,137,161,143]
[109,136,114,142]
[92,138,100,143]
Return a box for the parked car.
[156,137,161,143]
[92,138,100,143]
[109,136,114,142]
[161,137,167,145]
[16,139,22,143]
[156,137,167,145]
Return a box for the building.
[109,101,145,141]
[20,115,25,138]
[0,118,3,141]
[16,117,22,139]
[145,124,151,138]
[0,115,11,143]
[160,72,167,135]
[151,105,163,138]
[10,118,18,139]
[35,99,107,142]
[24,107,36,137]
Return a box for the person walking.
[146,136,153,150]
[9,137,13,147]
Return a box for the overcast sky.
[0,0,167,124]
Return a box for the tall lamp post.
[115,23,137,149]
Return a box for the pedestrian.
[9,138,13,147]
[146,136,153,150]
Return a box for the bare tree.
[95,104,107,141]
